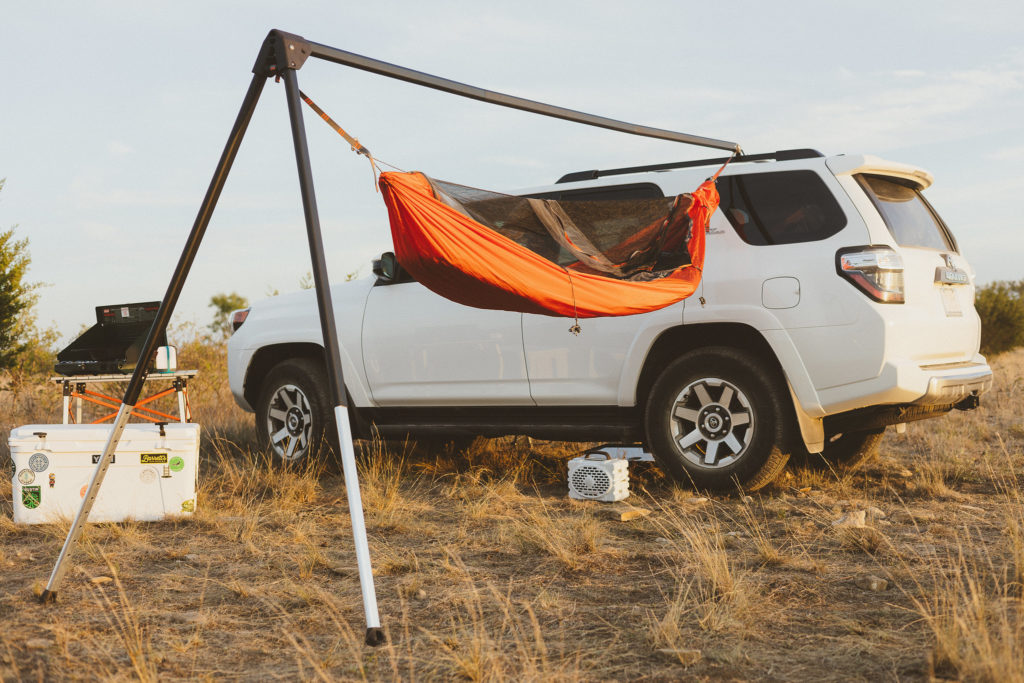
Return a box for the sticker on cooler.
[22,486,42,509]
[29,452,49,472]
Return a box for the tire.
[793,428,885,471]
[643,348,790,492]
[256,357,335,464]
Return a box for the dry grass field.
[1,342,1022,681]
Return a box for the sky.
[2,1,1023,343]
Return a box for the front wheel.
[256,358,334,464]
[643,348,790,492]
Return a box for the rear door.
[520,181,678,406]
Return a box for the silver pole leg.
[40,403,133,602]
[333,406,381,637]
[176,384,187,424]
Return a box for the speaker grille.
[570,464,612,498]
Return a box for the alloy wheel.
[669,377,754,469]
[265,383,313,461]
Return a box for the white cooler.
[9,423,199,524]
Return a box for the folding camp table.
[50,370,196,425]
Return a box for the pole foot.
[39,589,57,604]
[365,627,385,647]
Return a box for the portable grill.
[54,302,165,376]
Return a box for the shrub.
[0,179,45,371]
[975,280,1024,356]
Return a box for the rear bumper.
[820,360,992,436]
[913,362,993,406]
[813,354,993,415]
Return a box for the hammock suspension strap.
[299,90,381,188]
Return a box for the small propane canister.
[155,346,177,372]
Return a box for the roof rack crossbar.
[556,148,824,184]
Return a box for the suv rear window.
[856,174,955,251]
[717,170,847,245]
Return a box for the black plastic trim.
[823,402,954,437]
[361,405,641,441]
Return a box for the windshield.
[857,174,956,251]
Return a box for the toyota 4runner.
[226,148,993,490]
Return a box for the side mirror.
[372,252,398,282]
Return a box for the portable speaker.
[567,453,629,502]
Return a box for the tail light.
[230,308,250,333]
[836,246,904,303]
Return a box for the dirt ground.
[1,348,1022,681]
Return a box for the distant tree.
[0,179,42,370]
[975,280,1024,356]
[208,291,249,339]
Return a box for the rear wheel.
[643,348,790,492]
[256,358,334,464]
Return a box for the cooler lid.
[9,423,200,453]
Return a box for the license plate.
[940,286,962,317]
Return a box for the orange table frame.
[50,370,197,425]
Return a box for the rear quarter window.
[856,174,956,251]
[717,170,847,245]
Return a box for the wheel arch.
[243,343,326,410]
[635,324,783,404]
[632,322,813,451]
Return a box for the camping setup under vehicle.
[38,29,757,647]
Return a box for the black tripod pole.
[281,67,384,647]
[40,72,269,603]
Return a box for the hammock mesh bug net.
[378,170,722,319]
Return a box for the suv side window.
[525,182,664,202]
[717,170,847,245]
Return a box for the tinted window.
[856,174,954,251]
[717,170,847,245]
[526,182,664,202]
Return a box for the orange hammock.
[378,171,721,318]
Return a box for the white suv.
[226,149,992,490]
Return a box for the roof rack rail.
[555,148,824,184]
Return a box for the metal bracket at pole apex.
[252,29,312,78]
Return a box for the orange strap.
[299,90,380,188]
[710,153,737,181]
